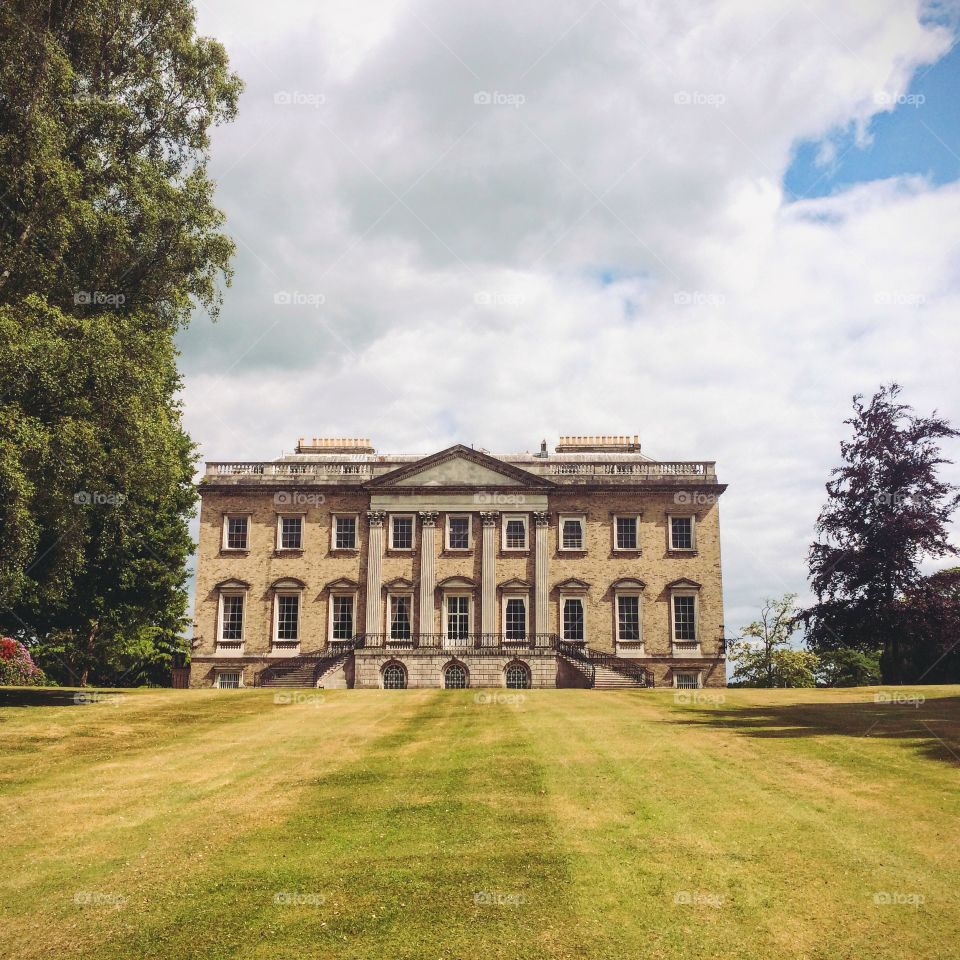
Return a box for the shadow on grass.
[676,695,960,767]
[0,687,125,707]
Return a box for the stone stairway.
[592,665,648,689]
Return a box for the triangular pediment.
[323,577,360,592]
[367,444,554,489]
[555,577,591,592]
[383,576,414,591]
[666,577,701,590]
[498,577,532,590]
[214,577,250,591]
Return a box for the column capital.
[533,511,551,526]
[479,511,500,527]
[366,510,387,526]
[418,510,439,526]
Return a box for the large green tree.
[0,1,241,684]
[802,385,959,683]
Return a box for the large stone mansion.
[189,436,727,690]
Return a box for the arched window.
[505,662,531,689]
[444,663,467,689]
[382,662,407,689]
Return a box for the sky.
[179,0,960,638]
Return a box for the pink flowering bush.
[0,638,47,686]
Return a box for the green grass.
[1,685,958,959]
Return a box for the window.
[504,597,527,641]
[278,515,303,550]
[674,671,700,689]
[669,516,695,551]
[560,516,585,550]
[219,594,244,641]
[616,595,641,642]
[614,515,639,550]
[333,515,357,550]
[444,663,467,688]
[446,596,470,641]
[562,597,585,642]
[216,671,242,689]
[673,595,698,642]
[331,595,355,641]
[447,515,471,550]
[390,514,414,550]
[382,662,407,689]
[275,594,300,641]
[505,662,531,689]
[388,595,412,641]
[223,515,249,550]
[502,515,528,550]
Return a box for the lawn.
[0,685,957,960]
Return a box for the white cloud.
[181,0,960,635]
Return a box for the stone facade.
[190,436,728,689]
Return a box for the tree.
[816,648,882,687]
[896,567,960,684]
[802,385,959,683]
[729,594,818,687]
[0,2,240,684]
[0,298,196,685]
[0,0,242,328]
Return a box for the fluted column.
[418,512,438,636]
[480,511,499,641]
[534,511,551,643]
[364,511,386,637]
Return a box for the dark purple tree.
[803,384,959,683]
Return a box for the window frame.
[443,662,468,688]
[673,670,702,689]
[273,590,301,646]
[330,513,359,551]
[502,594,529,642]
[614,591,643,645]
[217,591,246,646]
[382,661,407,689]
[328,593,356,643]
[215,670,243,689]
[667,514,697,552]
[275,513,305,551]
[671,590,700,647]
[504,661,532,689]
[501,513,529,551]
[445,514,472,551]
[443,593,473,643]
[612,514,641,552]
[559,594,586,643]
[221,514,251,552]
[558,515,586,551]
[386,593,414,642]
[389,513,416,551]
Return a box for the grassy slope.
[0,686,957,960]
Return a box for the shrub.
[0,637,47,686]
